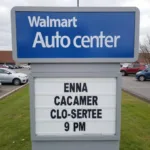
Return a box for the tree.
[140,35,150,64]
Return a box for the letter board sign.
[11,7,139,63]
[34,78,116,136]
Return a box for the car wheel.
[138,76,145,81]
[13,78,21,85]
[121,71,126,76]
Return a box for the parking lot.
[0,68,150,102]
[122,75,150,101]
[0,68,30,99]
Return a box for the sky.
[0,0,150,50]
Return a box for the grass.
[0,86,150,150]
[121,92,150,150]
[0,86,31,150]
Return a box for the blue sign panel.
[11,7,139,62]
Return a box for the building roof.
[0,51,14,63]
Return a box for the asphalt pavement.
[0,84,19,98]
[15,68,30,76]
[122,76,150,102]
[1,68,150,102]
[0,68,30,99]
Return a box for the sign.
[10,6,139,150]
[35,78,116,135]
[11,7,139,63]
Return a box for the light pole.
[77,0,79,7]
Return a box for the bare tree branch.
[140,36,150,64]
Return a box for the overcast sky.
[0,0,150,50]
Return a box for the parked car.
[8,65,21,69]
[2,64,9,68]
[0,68,28,85]
[145,64,150,69]
[0,65,7,68]
[120,63,146,76]
[136,67,150,81]
[8,65,15,69]
[0,80,2,88]
[18,65,22,69]
[21,64,31,69]
[121,63,130,68]
[13,65,18,69]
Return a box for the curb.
[122,88,150,103]
[0,83,28,100]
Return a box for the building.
[0,50,149,65]
[0,51,15,64]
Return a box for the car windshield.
[146,67,150,72]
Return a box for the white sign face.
[34,78,116,136]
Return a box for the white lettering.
[45,36,55,48]
[39,18,46,27]
[32,31,121,49]
[105,36,113,48]
[50,19,61,27]
[73,17,77,28]
[99,31,105,48]
[114,36,121,47]
[81,36,90,48]
[28,16,40,27]
[32,32,46,48]
[61,19,68,27]
[60,36,71,48]
[55,31,61,47]
[28,16,78,28]
[90,36,99,48]
[73,36,81,48]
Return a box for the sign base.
[30,63,121,150]
[32,141,119,150]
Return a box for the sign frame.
[11,6,139,63]
[29,72,121,141]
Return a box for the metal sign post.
[11,7,139,150]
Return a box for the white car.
[2,64,9,68]
[0,68,28,85]
[0,80,1,88]
[21,64,31,69]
